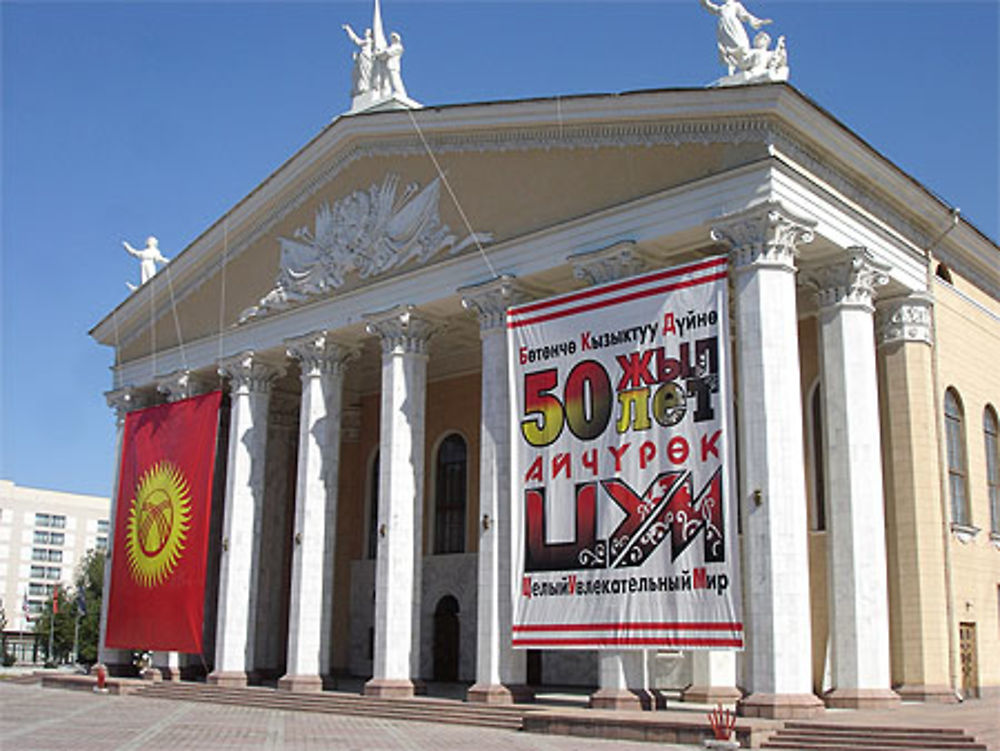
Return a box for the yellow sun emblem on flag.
[125,461,191,587]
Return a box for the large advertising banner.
[508,257,742,650]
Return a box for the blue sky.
[2,1,997,496]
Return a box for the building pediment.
[92,85,997,369]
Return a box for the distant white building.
[0,480,110,661]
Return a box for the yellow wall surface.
[932,269,1000,696]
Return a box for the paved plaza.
[0,682,695,751]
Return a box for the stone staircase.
[133,681,527,731]
[761,721,988,751]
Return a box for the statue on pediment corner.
[699,0,789,86]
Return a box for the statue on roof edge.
[699,0,789,86]
[342,0,419,114]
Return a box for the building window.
[32,548,47,562]
[367,450,379,560]
[96,536,108,551]
[985,406,999,534]
[28,583,51,596]
[30,565,47,579]
[945,388,971,526]
[27,601,43,615]
[434,434,468,555]
[48,549,62,562]
[34,513,66,529]
[97,519,110,534]
[33,531,50,545]
[50,532,64,545]
[46,566,60,580]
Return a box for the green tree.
[74,549,104,664]
[32,550,105,665]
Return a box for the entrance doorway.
[433,595,460,681]
[959,622,979,699]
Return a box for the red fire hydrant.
[94,664,108,693]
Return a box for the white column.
[462,276,532,704]
[810,248,899,709]
[571,242,654,711]
[150,370,212,681]
[363,306,433,698]
[279,333,349,692]
[96,386,149,675]
[590,652,652,710]
[711,203,824,719]
[208,352,282,687]
[684,651,740,704]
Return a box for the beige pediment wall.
[120,139,766,363]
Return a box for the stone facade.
[91,85,999,714]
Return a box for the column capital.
[156,369,213,403]
[104,386,152,424]
[807,247,891,313]
[710,202,816,273]
[460,275,531,332]
[568,241,646,286]
[218,351,285,394]
[875,291,934,347]
[285,331,356,379]
[364,305,436,356]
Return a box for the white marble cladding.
[712,203,817,700]
[349,553,479,683]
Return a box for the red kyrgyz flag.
[105,391,222,652]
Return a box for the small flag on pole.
[22,592,31,622]
[52,584,59,615]
[76,588,87,617]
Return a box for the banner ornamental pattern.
[507,258,743,650]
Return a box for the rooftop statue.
[123,236,170,291]
[699,0,789,86]
[342,0,419,114]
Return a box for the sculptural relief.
[241,174,493,322]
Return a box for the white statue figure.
[699,0,789,85]
[343,0,419,114]
[375,32,407,98]
[343,24,374,96]
[123,236,170,290]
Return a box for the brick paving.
[0,682,696,751]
